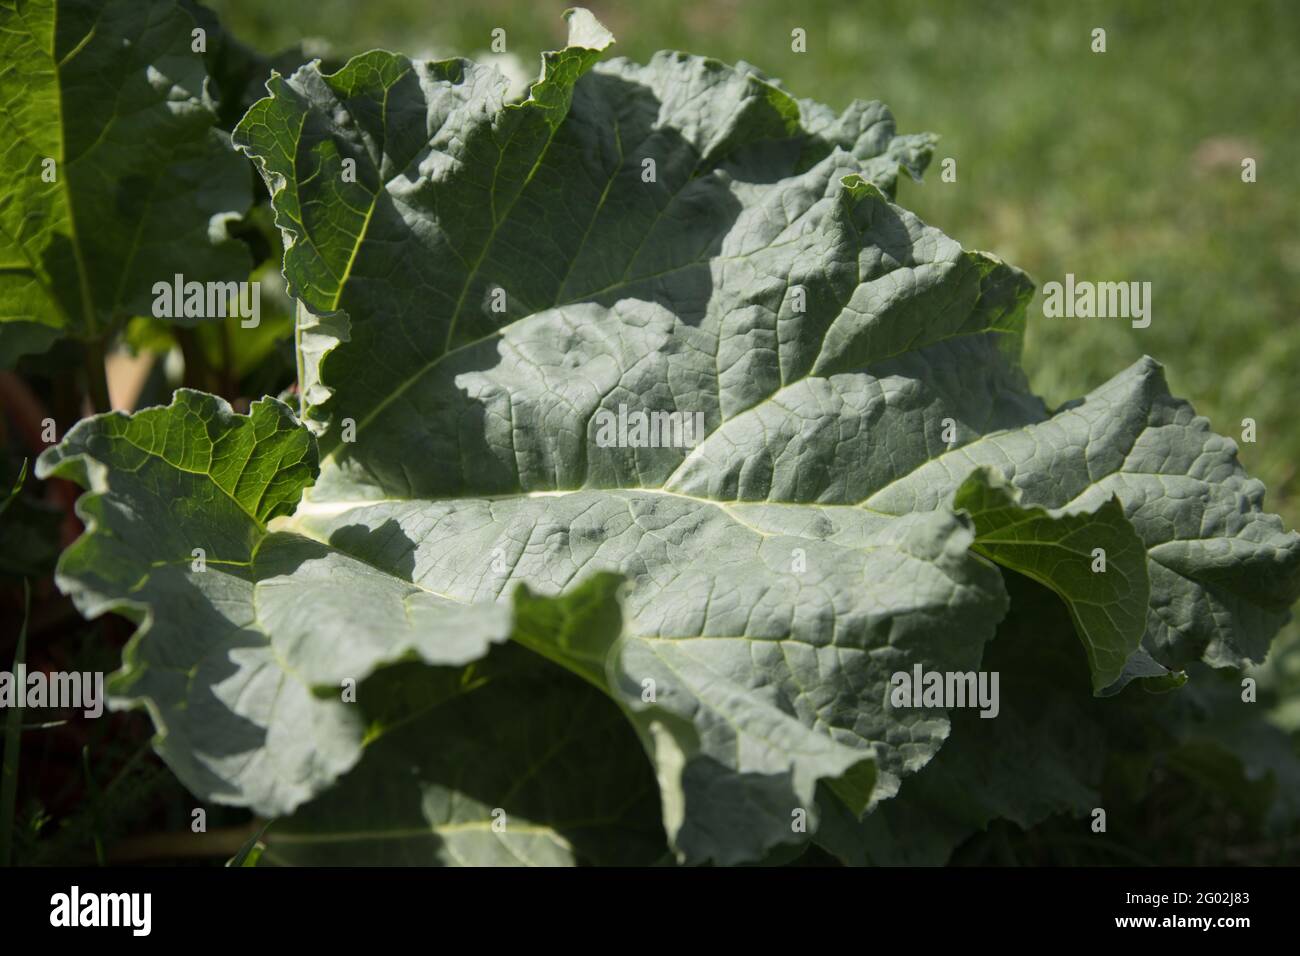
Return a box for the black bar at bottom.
[0,865,1287,942]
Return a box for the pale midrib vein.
[663,324,1020,493]
[108,165,168,320]
[320,287,1019,485]
[326,73,405,313]
[291,485,885,529]
[497,700,593,806]
[646,643,874,761]
[117,434,268,528]
[315,216,858,471]
[317,105,564,460]
[439,101,564,355]
[358,675,494,748]
[313,87,748,467]
[283,522,465,606]
[552,116,623,299]
[266,821,573,845]
[55,21,95,67]
[862,391,1162,517]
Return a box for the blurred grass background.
[211,0,1300,526]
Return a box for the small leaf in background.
[225,820,272,868]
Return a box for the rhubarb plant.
[36,8,1300,865]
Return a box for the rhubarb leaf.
[0,0,251,364]
[954,468,1149,692]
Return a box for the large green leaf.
[867,355,1300,678]
[818,575,1300,865]
[39,9,1300,865]
[263,641,667,867]
[0,0,251,364]
[953,468,1149,692]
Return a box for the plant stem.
[220,317,236,399]
[83,338,111,412]
[175,328,209,392]
[101,738,154,799]
[107,822,260,864]
[0,580,32,867]
[294,298,307,418]
[0,372,53,454]
[81,745,106,866]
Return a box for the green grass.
[211,0,1300,529]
